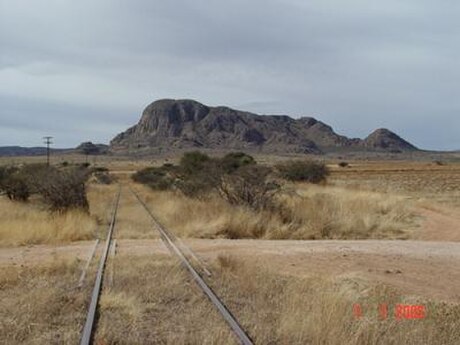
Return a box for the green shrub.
[132,167,176,190]
[276,160,329,183]
[179,151,211,175]
[133,151,271,205]
[219,152,255,173]
[175,174,213,199]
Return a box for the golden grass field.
[142,184,414,240]
[1,155,460,344]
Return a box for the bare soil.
[416,205,460,241]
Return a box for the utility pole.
[43,136,53,166]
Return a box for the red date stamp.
[353,303,426,320]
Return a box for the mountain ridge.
[110,99,418,155]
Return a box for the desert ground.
[1,155,460,344]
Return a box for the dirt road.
[2,238,459,303]
[417,205,460,241]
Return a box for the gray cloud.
[0,0,459,149]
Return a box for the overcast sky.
[1,0,459,150]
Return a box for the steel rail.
[131,188,254,345]
[80,186,121,345]
[77,239,100,288]
[154,217,212,277]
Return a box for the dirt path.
[416,205,460,241]
[2,239,459,303]
[183,239,460,302]
[0,241,99,266]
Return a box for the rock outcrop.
[110,99,418,155]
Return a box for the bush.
[0,166,30,201]
[29,167,90,212]
[175,159,223,198]
[276,160,329,183]
[93,166,109,173]
[93,172,113,184]
[132,166,176,190]
[179,151,211,175]
[175,174,214,199]
[219,152,255,174]
[133,151,268,205]
[217,165,279,210]
[338,161,349,168]
[1,164,90,212]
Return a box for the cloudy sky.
[1,0,459,150]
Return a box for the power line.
[43,136,53,166]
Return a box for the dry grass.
[113,188,160,240]
[1,250,458,345]
[330,162,460,208]
[0,259,92,344]
[87,184,119,224]
[0,183,120,247]
[0,197,98,246]
[207,254,460,345]
[138,182,415,240]
[273,184,414,239]
[81,252,460,344]
[94,254,234,344]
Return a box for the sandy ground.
[2,237,460,303]
[416,205,460,241]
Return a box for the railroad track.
[79,186,253,345]
[80,186,121,345]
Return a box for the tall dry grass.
[139,182,414,240]
[209,254,460,345]
[0,197,98,246]
[0,184,118,247]
[0,259,92,344]
[273,183,414,239]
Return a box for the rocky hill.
[76,142,109,155]
[110,99,418,155]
